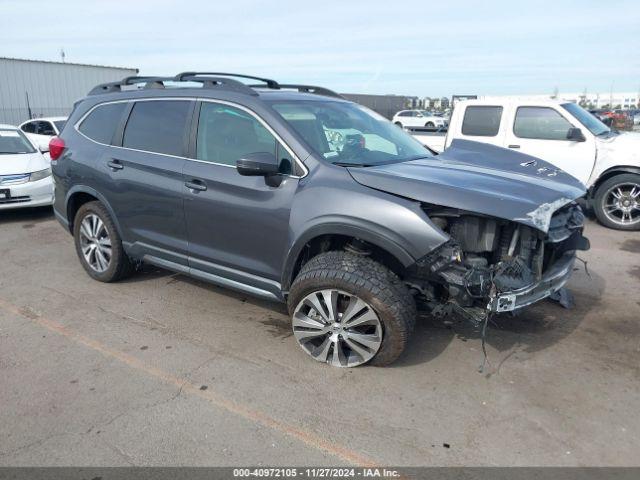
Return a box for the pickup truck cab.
[413,99,640,230]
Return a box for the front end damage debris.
[409,202,589,372]
[410,202,590,324]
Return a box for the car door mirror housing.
[566,127,586,142]
[236,152,280,176]
[37,139,50,153]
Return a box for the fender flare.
[589,165,640,197]
[281,221,417,290]
[65,185,124,237]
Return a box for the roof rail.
[88,76,174,95]
[87,72,344,100]
[173,73,258,96]
[175,72,280,89]
[278,84,344,99]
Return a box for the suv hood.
[348,139,586,233]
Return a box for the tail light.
[49,137,65,162]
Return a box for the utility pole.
[60,48,66,63]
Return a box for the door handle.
[508,144,520,149]
[185,179,207,192]
[107,160,124,171]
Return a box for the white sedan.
[19,116,67,152]
[0,124,53,210]
[392,110,447,129]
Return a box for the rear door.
[503,105,595,184]
[103,99,193,265]
[182,100,299,292]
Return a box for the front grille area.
[0,174,30,186]
[0,195,31,204]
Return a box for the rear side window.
[21,122,36,134]
[461,106,503,136]
[79,103,127,145]
[514,107,573,140]
[123,100,191,156]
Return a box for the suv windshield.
[562,102,610,136]
[0,129,36,154]
[269,100,431,166]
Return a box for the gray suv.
[51,72,589,367]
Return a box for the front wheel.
[287,252,416,367]
[425,121,435,128]
[593,174,640,230]
[394,121,403,128]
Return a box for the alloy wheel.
[79,213,112,272]
[292,289,383,367]
[602,182,640,227]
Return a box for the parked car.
[392,110,447,129]
[51,73,588,367]
[19,116,67,152]
[0,124,53,209]
[412,99,640,230]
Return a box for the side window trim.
[513,106,575,141]
[193,98,307,178]
[74,97,307,177]
[112,102,135,147]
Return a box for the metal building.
[0,57,138,126]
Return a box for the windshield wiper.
[332,161,375,167]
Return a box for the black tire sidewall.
[73,202,128,282]
[288,253,415,367]
[593,174,640,231]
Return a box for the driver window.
[36,121,55,136]
[196,102,291,173]
[514,107,573,140]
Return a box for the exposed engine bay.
[408,202,590,324]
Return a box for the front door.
[183,101,299,293]
[503,106,595,185]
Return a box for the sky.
[1,0,639,97]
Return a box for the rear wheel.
[73,201,135,282]
[593,174,640,230]
[425,121,435,128]
[394,121,403,128]
[288,251,416,367]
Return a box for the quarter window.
[514,107,574,140]
[123,100,191,156]
[196,102,291,173]
[79,102,128,145]
[461,106,503,136]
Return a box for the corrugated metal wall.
[0,57,137,126]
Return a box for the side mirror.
[37,139,50,153]
[566,127,586,142]
[236,152,279,176]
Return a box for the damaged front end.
[409,202,590,324]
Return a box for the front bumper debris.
[487,252,576,312]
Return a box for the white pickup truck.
[411,99,640,230]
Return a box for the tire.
[394,122,403,128]
[73,201,135,282]
[425,122,435,128]
[287,251,416,367]
[593,173,640,230]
